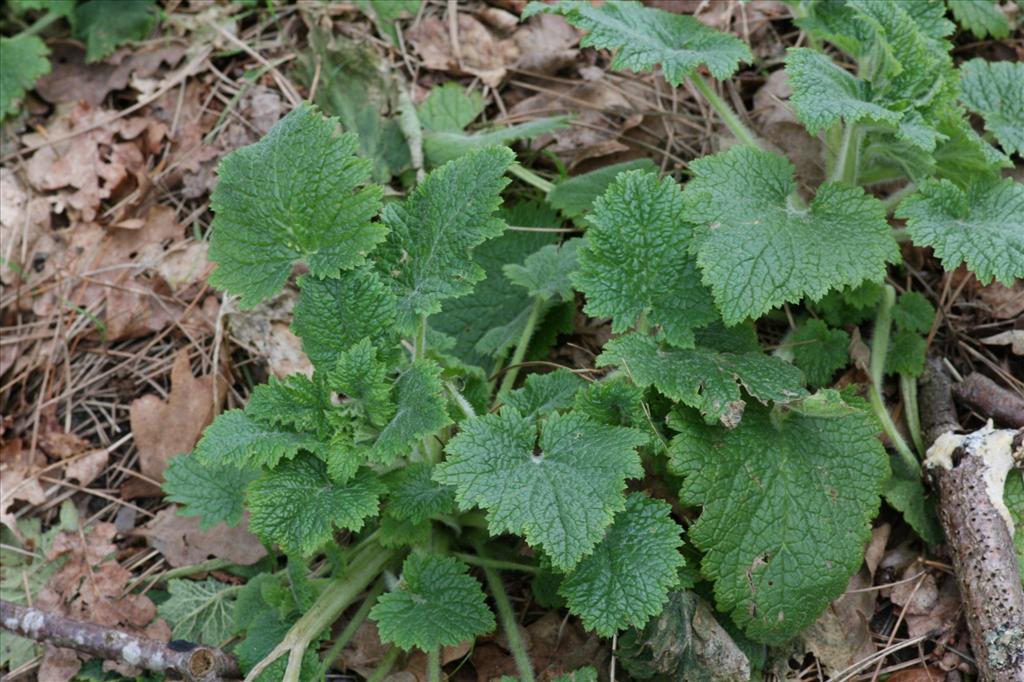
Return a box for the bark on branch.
[953,372,1024,428]
[0,599,241,681]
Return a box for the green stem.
[509,164,555,194]
[313,578,385,680]
[154,558,232,583]
[366,647,400,682]
[901,374,925,456]
[689,74,763,150]
[427,647,442,682]
[414,315,428,360]
[479,556,535,682]
[20,9,63,38]
[830,123,860,184]
[869,285,920,476]
[446,382,478,420]
[496,297,544,404]
[453,552,539,575]
[883,182,916,213]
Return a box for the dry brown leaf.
[135,506,267,567]
[513,13,580,74]
[38,645,82,682]
[980,330,1024,355]
[976,281,1024,320]
[904,574,961,638]
[34,43,185,106]
[888,668,947,681]
[800,567,876,672]
[0,465,48,534]
[0,167,51,286]
[64,449,110,487]
[228,290,313,378]
[407,14,518,87]
[129,347,225,482]
[752,69,824,189]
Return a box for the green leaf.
[194,410,322,469]
[424,117,572,167]
[378,146,515,330]
[892,291,936,334]
[547,159,658,219]
[683,146,899,324]
[326,337,394,427]
[552,668,599,682]
[784,47,902,135]
[897,177,1024,286]
[370,554,495,651]
[886,328,927,377]
[437,409,646,570]
[236,608,321,682]
[246,455,383,556]
[293,267,397,370]
[209,104,385,307]
[503,369,585,420]
[1005,470,1024,583]
[523,0,752,85]
[0,36,50,119]
[790,319,850,388]
[369,360,451,463]
[573,376,646,428]
[246,374,329,433]
[947,0,1010,38]
[560,493,684,635]
[503,239,580,302]
[668,398,890,644]
[573,170,718,347]
[384,463,455,524]
[158,578,238,646]
[72,0,159,62]
[883,454,942,545]
[163,454,259,530]
[418,83,485,132]
[959,59,1024,157]
[598,333,807,428]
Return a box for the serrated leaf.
[959,59,1023,157]
[246,455,382,556]
[418,82,485,132]
[384,463,455,524]
[194,410,322,469]
[892,291,936,334]
[378,513,432,549]
[0,36,50,119]
[560,493,684,636]
[547,159,658,219]
[369,360,450,463]
[378,146,514,329]
[1005,470,1024,583]
[246,374,329,434]
[72,0,158,62]
[667,399,890,644]
[503,369,585,420]
[424,117,572,167]
[326,337,394,427]
[812,281,884,327]
[163,454,259,530]
[573,376,646,428]
[503,239,580,302]
[293,267,397,370]
[790,319,850,388]
[598,333,807,428]
[370,554,495,651]
[523,0,751,85]
[884,454,942,545]
[573,170,718,347]
[887,328,927,377]
[437,409,646,570]
[159,578,238,646]
[209,104,385,307]
[948,0,1010,38]
[683,146,899,324]
[897,177,1024,286]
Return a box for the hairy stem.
[20,9,63,38]
[689,74,763,149]
[479,550,535,682]
[496,297,544,404]
[428,647,442,682]
[901,374,925,455]
[366,647,400,682]
[314,578,385,680]
[830,123,860,184]
[509,164,555,194]
[446,382,478,420]
[882,182,917,213]
[453,552,539,574]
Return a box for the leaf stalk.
[478,549,535,682]
[496,297,544,404]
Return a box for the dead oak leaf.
[134,506,266,567]
[407,14,518,87]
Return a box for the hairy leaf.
[326,337,394,427]
[790,319,850,388]
[0,36,50,119]
[384,463,456,524]
[163,454,259,530]
[947,0,1010,38]
[369,360,451,463]
[573,377,647,429]
[246,374,330,434]
[194,410,322,469]
[159,578,237,646]
[547,159,658,219]
[503,239,580,302]
[503,369,585,420]
[959,59,1024,157]
[72,0,158,62]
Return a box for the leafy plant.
[160,1,1023,680]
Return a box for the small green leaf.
[790,319,850,388]
[887,329,927,377]
[1005,470,1024,583]
[163,454,259,530]
[884,454,942,545]
[326,337,394,427]
[503,239,580,302]
[194,410,322,469]
[959,59,1023,157]
[159,578,238,646]
[560,493,684,635]
[209,104,385,307]
[0,36,50,119]
[418,82,485,132]
[246,455,382,556]
[370,554,495,651]
[369,360,451,463]
[424,117,571,167]
[246,374,329,434]
[892,291,935,334]
[503,369,585,420]
[72,0,159,62]
[438,409,646,570]
[384,463,455,524]
[947,0,1010,38]
[547,159,658,219]
[573,376,646,428]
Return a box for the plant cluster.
[153,1,1022,680]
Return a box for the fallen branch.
[953,372,1024,428]
[0,600,240,682]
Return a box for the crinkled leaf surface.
[163,454,259,530]
[683,146,898,324]
[573,170,717,347]
[159,578,237,646]
[369,360,450,463]
[886,328,927,377]
[370,554,494,651]
[246,455,382,556]
[896,177,1024,285]
[959,59,1024,157]
[668,399,890,644]
[573,377,646,429]
[523,0,751,85]
[948,0,1010,39]
[503,369,585,420]
[0,36,50,119]
[599,333,806,428]
[892,291,935,334]
[378,146,514,329]
[548,159,657,219]
[384,463,455,524]
[437,409,646,570]
[503,239,580,302]
[560,493,684,635]
[790,319,849,388]
[326,338,394,427]
[72,0,158,62]
[246,374,329,434]
[209,104,385,307]
[194,410,322,470]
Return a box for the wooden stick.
[954,372,1024,428]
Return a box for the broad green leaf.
[573,170,717,347]
[547,159,657,219]
[163,454,259,530]
[523,0,752,85]
[246,455,382,556]
[959,59,1024,157]
[194,410,322,469]
[884,454,942,545]
[370,554,495,651]
[1005,470,1024,583]
[246,374,329,434]
[418,82,485,132]
[598,333,807,428]
[897,177,1024,285]
[437,409,646,570]
[503,369,585,420]
[384,463,455,524]
[790,319,849,388]
[326,338,394,427]
[378,146,515,329]
[683,146,898,324]
[369,360,451,463]
[573,376,646,428]
[560,493,684,635]
[886,328,927,377]
[209,104,385,307]
[423,117,571,167]
[503,239,580,302]
[292,267,397,370]
[158,578,238,646]
[72,0,159,62]
[892,291,935,334]
[0,36,50,119]
[668,398,890,644]
[947,0,1010,38]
